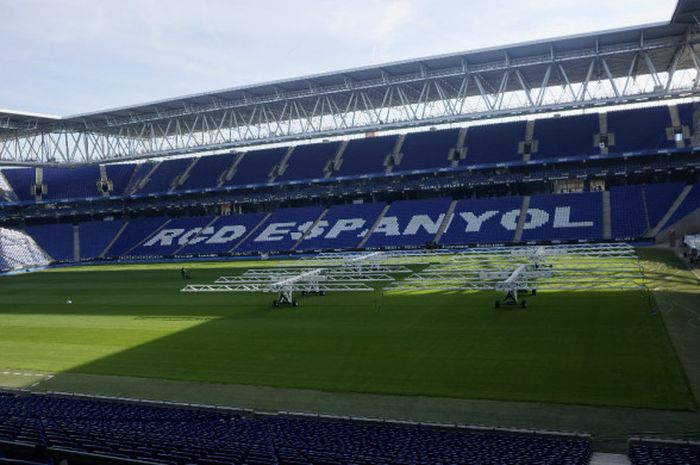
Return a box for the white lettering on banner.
[500,208,549,231]
[459,211,498,232]
[143,228,185,247]
[324,218,366,239]
[372,216,401,236]
[178,228,202,246]
[290,221,314,241]
[299,220,328,241]
[403,214,445,236]
[254,222,296,242]
[189,227,215,245]
[553,207,594,228]
[206,225,246,244]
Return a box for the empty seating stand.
[532,113,599,160]
[610,185,647,239]
[136,158,192,195]
[630,440,700,465]
[176,153,236,191]
[335,135,397,177]
[103,163,136,196]
[223,148,285,186]
[78,220,125,261]
[41,166,101,200]
[440,196,524,245]
[24,224,74,262]
[276,142,339,182]
[364,197,452,248]
[1,168,36,202]
[521,192,603,242]
[398,128,460,171]
[461,121,526,165]
[0,392,592,465]
[297,202,387,251]
[235,206,325,253]
[607,106,675,153]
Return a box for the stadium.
[0,1,699,464]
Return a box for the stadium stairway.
[602,191,612,240]
[357,204,391,248]
[590,452,631,465]
[291,207,329,251]
[99,222,129,259]
[513,196,531,243]
[433,199,458,244]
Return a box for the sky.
[0,0,678,116]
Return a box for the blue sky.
[0,0,677,116]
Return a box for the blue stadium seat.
[610,185,647,239]
[176,153,237,191]
[25,224,74,261]
[128,216,217,257]
[297,202,387,251]
[0,392,592,465]
[607,106,674,153]
[630,441,700,465]
[532,114,599,159]
[224,148,285,186]
[103,217,170,258]
[78,220,125,260]
[398,128,460,171]
[41,166,101,200]
[103,163,136,197]
[663,181,700,228]
[643,182,686,229]
[177,213,268,255]
[2,168,36,201]
[461,121,526,165]
[440,196,523,245]
[335,135,397,177]
[276,142,340,182]
[136,158,193,194]
[235,206,325,253]
[521,192,603,242]
[364,197,452,248]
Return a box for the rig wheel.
[495,300,501,309]
[292,300,299,307]
[521,300,528,309]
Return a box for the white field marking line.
[2,371,54,379]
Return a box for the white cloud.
[0,0,678,115]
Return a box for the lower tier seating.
[0,392,592,465]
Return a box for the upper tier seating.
[398,128,460,171]
[610,185,647,239]
[297,202,387,251]
[124,162,155,194]
[223,148,284,186]
[176,153,236,191]
[2,168,35,201]
[276,141,340,182]
[607,106,674,153]
[24,223,74,261]
[532,113,599,159]
[439,196,524,245]
[335,135,397,177]
[41,166,101,200]
[78,220,125,260]
[104,163,136,196]
[364,197,452,248]
[136,158,193,194]
[521,192,603,242]
[0,392,592,465]
[236,206,325,253]
[461,121,526,165]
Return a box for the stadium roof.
[2,0,700,163]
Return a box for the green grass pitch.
[0,253,694,411]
